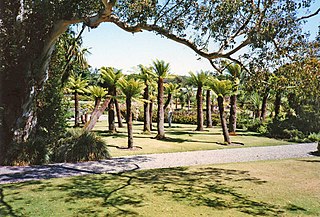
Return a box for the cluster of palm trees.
[66,59,245,148]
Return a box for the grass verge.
[1,158,319,216]
[91,120,291,157]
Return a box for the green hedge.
[138,109,219,126]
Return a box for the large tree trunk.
[84,97,110,131]
[260,88,269,121]
[74,92,80,127]
[126,98,133,149]
[196,85,204,131]
[156,78,165,139]
[274,92,281,119]
[115,97,124,128]
[206,90,212,128]
[0,5,68,164]
[217,96,231,144]
[229,94,237,133]
[143,85,150,132]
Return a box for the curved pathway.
[0,143,318,184]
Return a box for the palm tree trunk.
[126,97,133,149]
[84,97,110,131]
[175,97,178,110]
[196,85,204,131]
[115,97,124,128]
[260,88,269,121]
[218,96,231,144]
[163,93,172,111]
[149,99,153,131]
[108,87,116,132]
[143,85,150,132]
[274,92,281,119]
[229,94,237,133]
[206,90,212,128]
[156,78,165,139]
[74,92,80,127]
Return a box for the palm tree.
[184,85,194,111]
[189,71,209,131]
[59,30,91,84]
[164,83,180,110]
[153,60,171,139]
[118,78,145,149]
[66,74,88,127]
[100,67,124,132]
[87,85,107,110]
[208,78,233,144]
[224,62,242,134]
[138,64,155,133]
[249,92,262,119]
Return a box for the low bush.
[54,130,110,163]
[138,109,219,125]
[5,137,50,166]
[308,132,320,142]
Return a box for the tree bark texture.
[218,96,231,144]
[229,94,237,133]
[143,85,150,132]
[126,98,133,149]
[196,85,204,131]
[0,4,68,164]
[156,78,165,139]
[206,90,212,128]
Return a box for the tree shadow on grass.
[1,166,313,216]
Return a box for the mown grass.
[1,158,319,216]
[91,120,290,157]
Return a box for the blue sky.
[81,4,319,75]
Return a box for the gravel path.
[0,143,318,184]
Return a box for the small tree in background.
[118,78,145,149]
[208,78,233,144]
[223,62,242,134]
[138,64,156,133]
[153,60,171,139]
[100,67,124,132]
[189,71,209,131]
[66,74,88,127]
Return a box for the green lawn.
[91,120,291,157]
[1,158,319,216]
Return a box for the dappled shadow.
[298,159,320,163]
[160,137,190,143]
[1,166,313,216]
[0,156,152,184]
[215,142,245,146]
[167,131,222,136]
[0,188,20,217]
[308,151,320,157]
